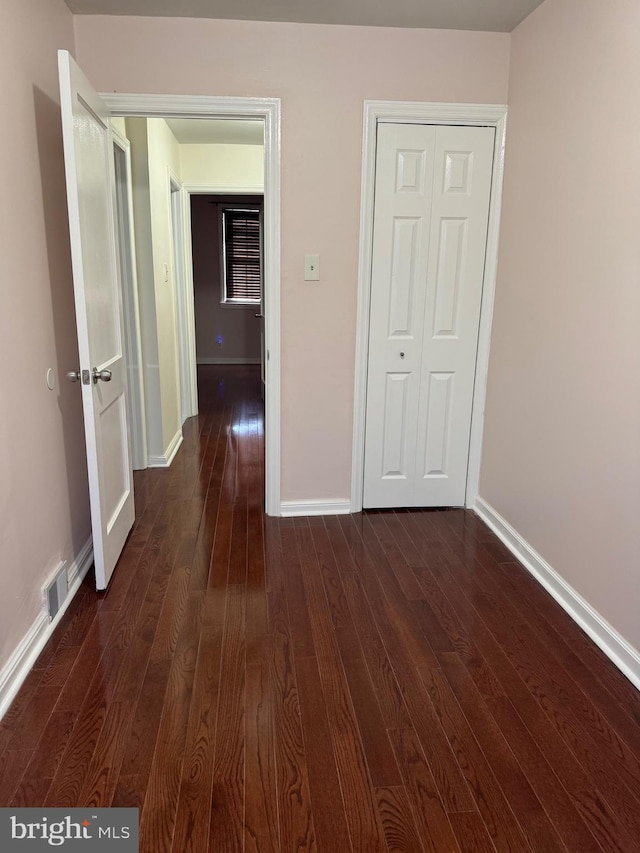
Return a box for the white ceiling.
[65,0,545,33]
[165,118,264,145]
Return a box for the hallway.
[1,365,640,851]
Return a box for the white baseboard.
[148,429,183,468]
[280,500,352,518]
[0,537,94,722]
[474,496,640,692]
[197,357,260,365]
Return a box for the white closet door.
[363,123,494,508]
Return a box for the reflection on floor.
[1,365,640,852]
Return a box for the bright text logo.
[1,809,138,851]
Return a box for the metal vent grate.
[44,563,68,621]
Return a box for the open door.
[58,50,134,589]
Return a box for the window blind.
[223,209,261,303]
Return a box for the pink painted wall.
[0,0,91,673]
[74,16,511,502]
[481,0,640,648]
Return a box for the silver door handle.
[255,313,264,319]
[92,368,112,384]
[66,370,81,383]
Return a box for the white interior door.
[363,122,494,508]
[59,50,134,589]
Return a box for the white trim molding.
[168,168,197,424]
[474,497,640,692]
[280,500,352,518]
[184,183,264,195]
[148,429,183,468]
[351,100,508,513]
[101,94,281,516]
[0,538,94,722]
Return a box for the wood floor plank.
[244,638,280,853]
[4,367,640,853]
[487,696,606,853]
[270,616,317,852]
[449,811,499,853]
[16,709,78,787]
[494,559,640,726]
[366,512,424,600]
[419,666,534,853]
[0,669,43,751]
[308,515,362,656]
[171,597,225,852]
[11,777,53,808]
[296,654,352,853]
[375,786,425,853]
[139,590,205,851]
[435,551,640,851]
[0,748,33,804]
[339,522,474,815]
[295,517,390,852]
[5,684,60,751]
[438,652,567,853]
[335,566,413,731]
[208,584,246,853]
[280,518,316,660]
[414,568,505,699]
[263,514,318,851]
[431,559,635,853]
[490,559,640,788]
[44,685,109,808]
[77,700,135,807]
[341,654,402,788]
[388,727,460,853]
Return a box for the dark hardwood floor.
[2,364,640,851]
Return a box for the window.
[221,207,261,304]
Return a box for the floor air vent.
[44,562,68,621]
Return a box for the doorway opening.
[103,96,281,516]
[189,192,264,375]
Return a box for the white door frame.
[168,168,196,423]
[101,94,281,517]
[351,100,508,513]
[112,127,148,470]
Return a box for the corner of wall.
[474,496,640,693]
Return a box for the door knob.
[66,370,81,383]
[255,313,264,319]
[92,368,112,384]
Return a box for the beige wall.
[147,118,183,451]
[0,0,90,671]
[180,143,264,188]
[191,195,263,363]
[481,0,640,648]
[126,117,183,459]
[74,16,511,502]
[125,117,163,457]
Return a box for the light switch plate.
[304,254,320,281]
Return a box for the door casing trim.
[351,100,508,512]
[101,94,281,516]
